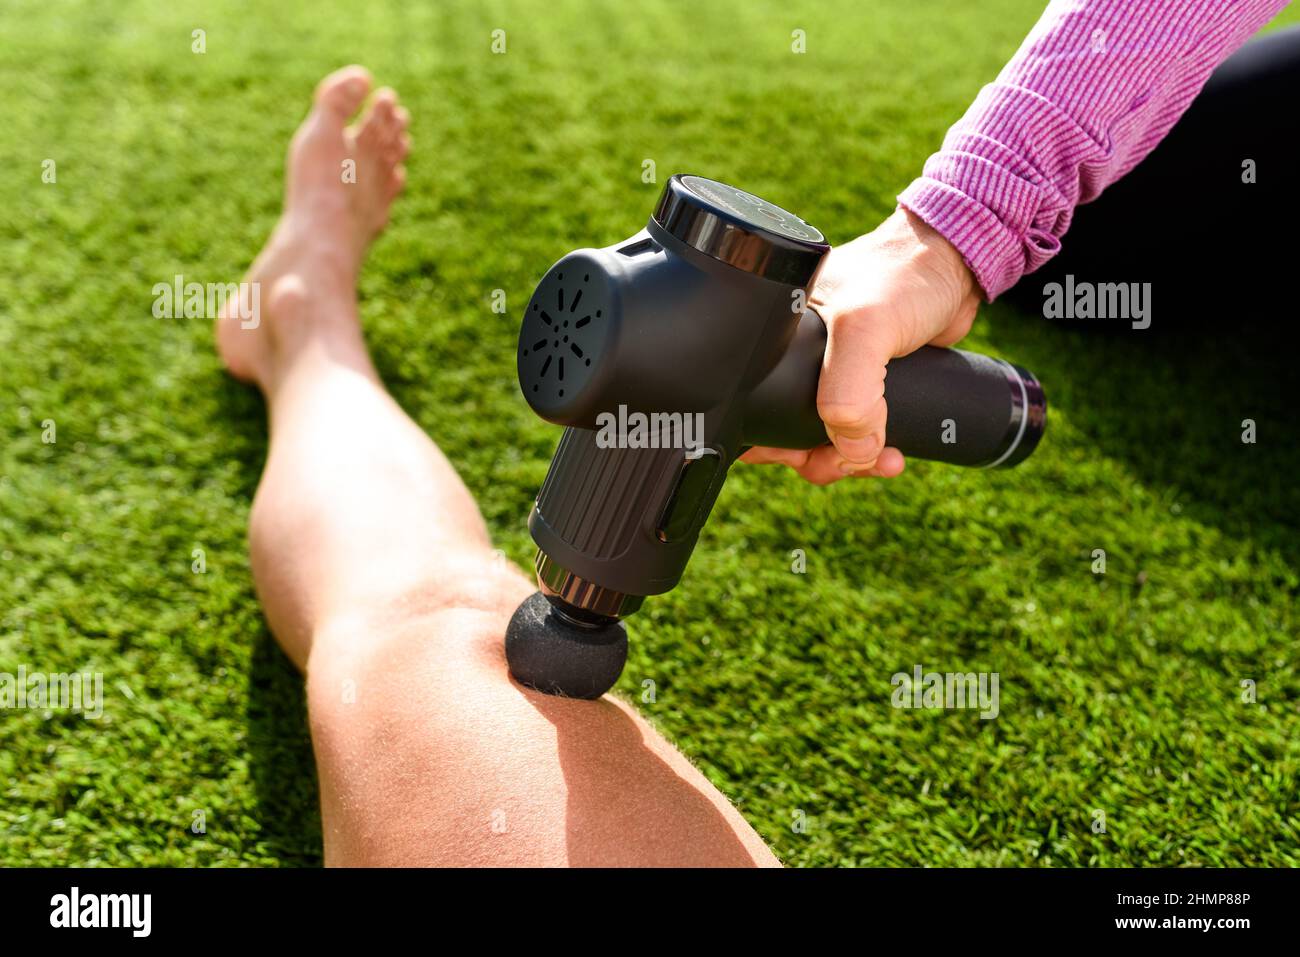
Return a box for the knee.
[307,605,498,710]
[300,592,571,866]
[303,553,530,752]
[308,548,531,665]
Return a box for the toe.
[355,88,400,147]
[370,89,399,127]
[314,65,372,120]
[389,165,407,197]
[384,133,411,165]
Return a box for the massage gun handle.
[878,345,1044,467]
[746,308,1046,467]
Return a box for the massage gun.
[505,175,1046,698]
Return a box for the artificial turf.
[1,0,1297,867]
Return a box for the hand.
[741,207,980,484]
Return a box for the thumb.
[816,306,902,467]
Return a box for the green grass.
[1,0,1298,867]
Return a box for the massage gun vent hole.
[524,271,600,401]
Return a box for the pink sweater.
[898,0,1290,299]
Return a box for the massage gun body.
[524,217,833,608]
[508,175,1045,698]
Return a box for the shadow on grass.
[981,299,1298,574]
[214,373,325,866]
[245,631,324,866]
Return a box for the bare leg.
[217,67,777,867]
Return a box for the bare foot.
[216,65,411,388]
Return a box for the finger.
[815,306,902,468]
[790,445,851,485]
[739,446,813,467]
[838,446,906,479]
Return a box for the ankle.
[260,319,378,396]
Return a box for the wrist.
[885,206,978,305]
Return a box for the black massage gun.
[505,175,1046,698]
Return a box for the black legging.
[1005,23,1300,320]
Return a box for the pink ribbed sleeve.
[897,0,1290,299]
